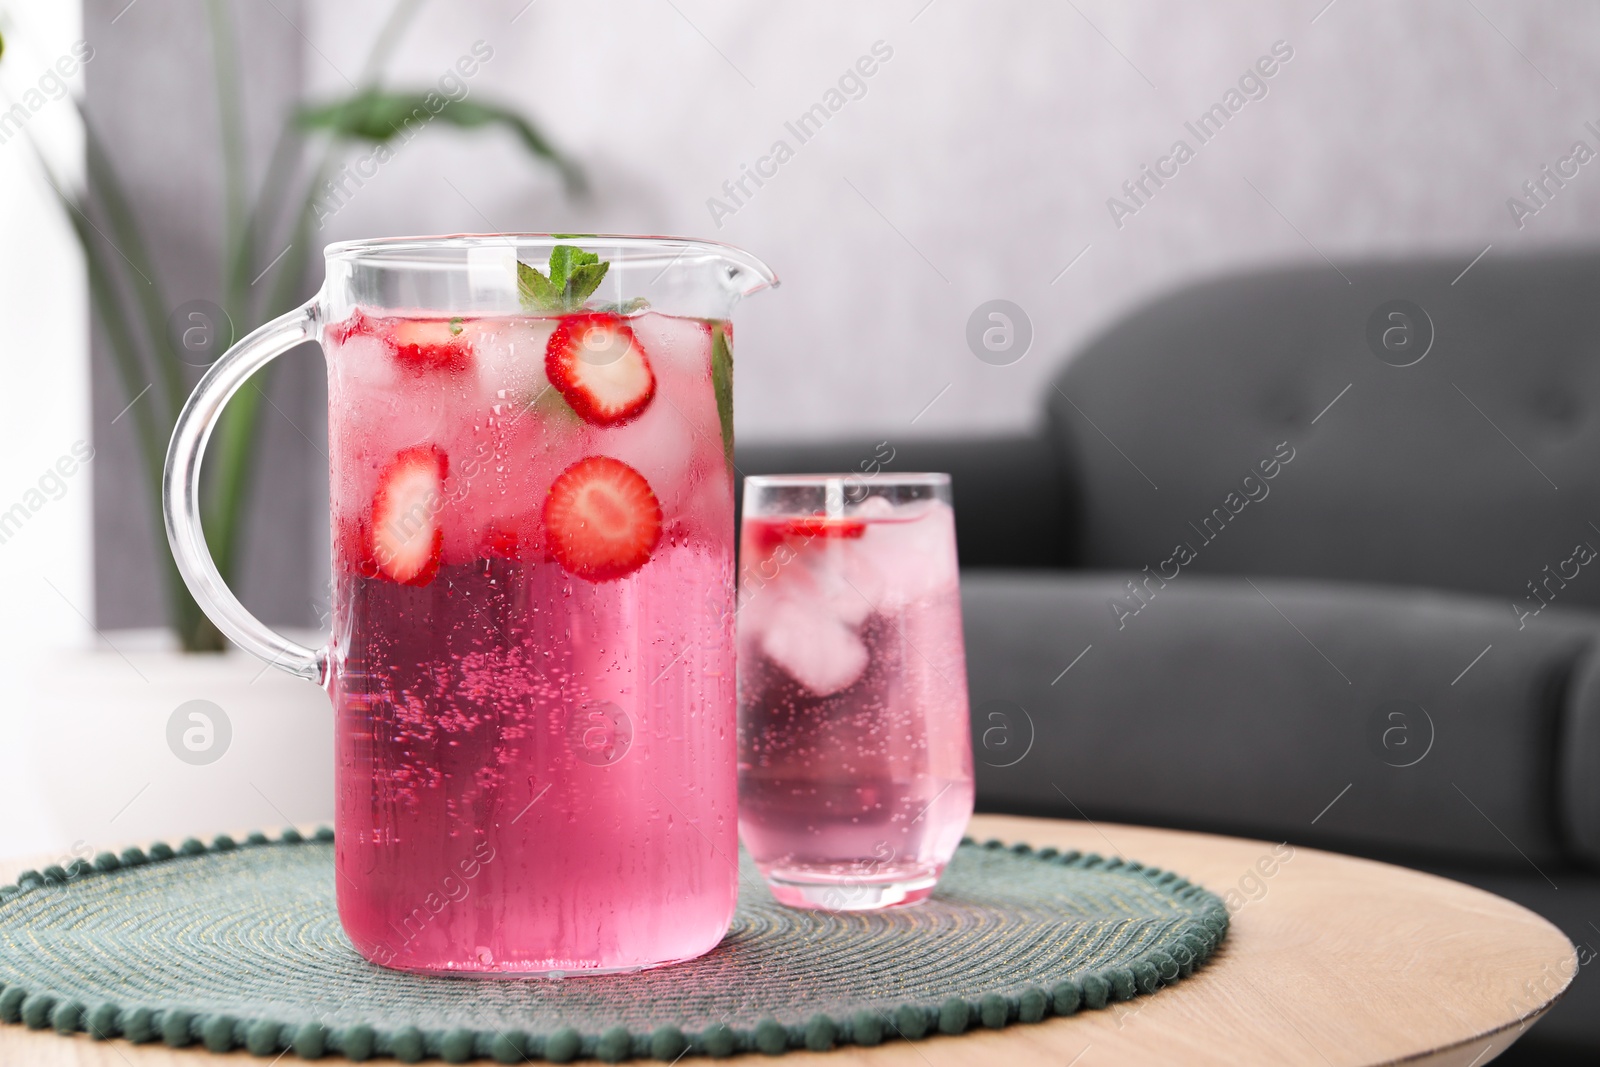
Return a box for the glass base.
[359,946,718,979]
[378,962,648,979]
[763,871,940,911]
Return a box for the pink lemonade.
[737,487,974,909]
[325,304,738,974]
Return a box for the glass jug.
[164,235,776,975]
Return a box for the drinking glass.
[164,234,776,974]
[737,473,974,909]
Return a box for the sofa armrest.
[962,572,1600,869]
[1562,648,1600,867]
[735,434,1072,568]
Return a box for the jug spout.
[705,242,780,298]
[634,236,777,320]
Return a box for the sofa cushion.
[1047,251,1600,609]
[963,572,1600,869]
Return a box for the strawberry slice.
[545,313,656,426]
[368,446,448,586]
[389,318,473,375]
[543,456,662,581]
[747,516,867,549]
[780,516,867,539]
[743,514,866,562]
[480,521,522,561]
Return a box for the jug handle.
[163,299,326,684]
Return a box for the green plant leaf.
[296,89,417,140]
[711,324,734,472]
[451,100,587,193]
[296,90,585,192]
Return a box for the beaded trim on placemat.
[0,830,1229,1062]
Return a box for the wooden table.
[0,814,1575,1066]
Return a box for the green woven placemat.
[0,830,1227,1062]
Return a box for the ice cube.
[628,313,711,377]
[845,502,958,609]
[332,332,398,392]
[850,495,896,519]
[470,318,555,400]
[603,388,697,510]
[806,547,879,628]
[757,593,870,697]
[628,313,721,442]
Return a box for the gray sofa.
[737,249,1600,1059]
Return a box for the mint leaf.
[547,245,598,291]
[711,324,734,472]
[518,245,612,313]
[597,296,650,315]
[546,247,572,291]
[517,260,561,312]
[530,382,580,424]
[565,261,610,305]
[448,316,464,335]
